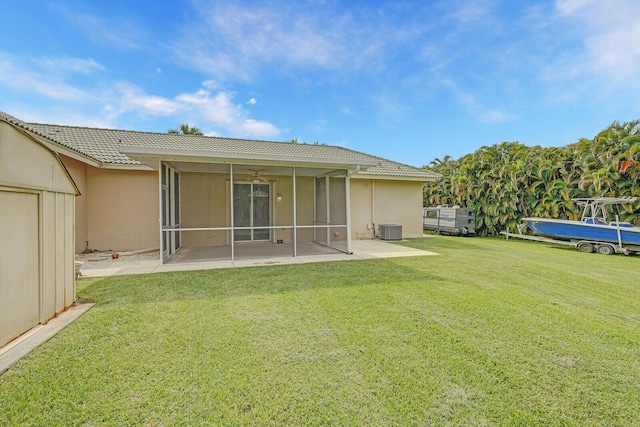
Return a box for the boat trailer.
[501,224,640,256]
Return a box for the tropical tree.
[168,123,203,135]
[423,119,640,235]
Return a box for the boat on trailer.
[510,197,640,255]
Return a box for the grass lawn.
[1,236,640,425]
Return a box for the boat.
[522,197,640,253]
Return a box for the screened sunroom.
[120,144,378,264]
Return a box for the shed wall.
[0,190,40,347]
[0,121,77,348]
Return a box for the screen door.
[233,183,271,241]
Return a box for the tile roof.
[0,112,441,181]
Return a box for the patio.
[78,239,437,278]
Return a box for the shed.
[0,120,79,348]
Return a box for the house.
[0,112,441,264]
[0,116,78,348]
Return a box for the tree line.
[423,120,640,236]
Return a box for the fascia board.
[98,163,155,171]
[351,174,441,183]
[119,146,381,170]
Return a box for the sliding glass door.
[233,182,271,241]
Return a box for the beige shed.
[0,120,79,348]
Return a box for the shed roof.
[0,112,441,181]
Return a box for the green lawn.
[1,236,639,426]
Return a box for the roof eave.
[119,146,381,170]
[352,174,441,182]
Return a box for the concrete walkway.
[0,303,95,376]
[79,239,437,278]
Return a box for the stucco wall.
[180,172,229,247]
[180,173,317,247]
[59,155,88,252]
[350,178,424,239]
[273,176,315,243]
[86,168,158,251]
[349,179,376,239]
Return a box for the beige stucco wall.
[57,154,158,253]
[180,172,229,247]
[350,178,424,239]
[176,173,431,247]
[85,167,158,251]
[59,155,88,252]
[273,175,315,243]
[180,173,317,247]
[0,122,76,348]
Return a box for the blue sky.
[1,0,639,167]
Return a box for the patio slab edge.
[0,303,95,376]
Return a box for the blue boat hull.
[523,218,640,246]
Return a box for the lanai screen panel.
[178,164,231,248]
[162,161,352,262]
[311,173,348,254]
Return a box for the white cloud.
[35,57,106,75]
[552,0,640,89]
[0,53,280,139]
[102,81,280,137]
[238,119,279,138]
[556,0,595,15]
[116,83,181,115]
[174,84,280,137]
[478,110,518,124]
[171,1,423,81]
[0,54,93,101]
[451,0,494,23]
[438,75,517,124]
[247,98,257,105]
[55,5,146,50]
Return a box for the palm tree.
[168,123,203,135]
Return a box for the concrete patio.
[78,239,438,278]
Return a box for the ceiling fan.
[244,168,272,183]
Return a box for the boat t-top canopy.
[573,197,638,224]
[572,197,638,206]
